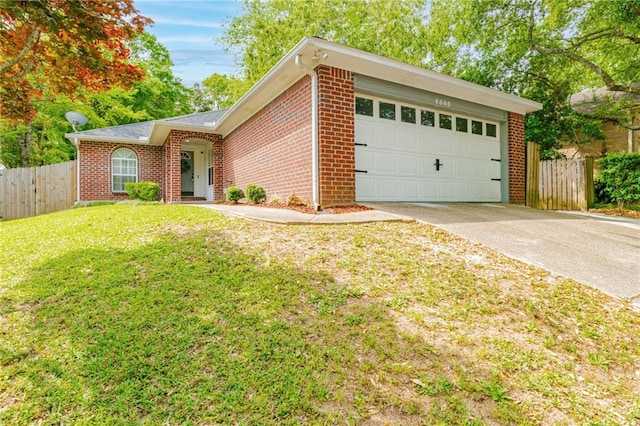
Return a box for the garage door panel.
[355,148,375,170]
[398,179,419,199]
[398,128,418,152]
[455,182,471,200]
[437,136,455,156]
[376,151,398,173]
[355,175,377,200]
[398,154,418,175]
[419,135,438,154]
[420,180,438,199]
[418,157,438,177]
[355,95,502,202]
[375,125,398,149]
[453,158,471,178]
[377,178,399,199]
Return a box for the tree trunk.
[18,124,32,167]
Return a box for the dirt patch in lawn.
[220,201,374,215]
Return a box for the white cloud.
[157,35,218,44]
[150,16,224,29]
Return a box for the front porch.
[162,130,223,203]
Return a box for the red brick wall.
[211,135,224,200]
[223,76,313,204]
[508,112,526,204]
[317,65,355,206]
[79,142,163,201]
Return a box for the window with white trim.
[112,147,137,192]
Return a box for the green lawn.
[1,205,638,425]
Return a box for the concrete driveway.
[368,203,640,302]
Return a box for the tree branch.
[573,109,640,130]
[569,28,616,49]
[0,28,40,75]
[531,44,639,94]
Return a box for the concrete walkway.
[186,203,414,225]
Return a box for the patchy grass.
[1,205,638,425]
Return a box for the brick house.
[568,87,640,158]
[66,37,541,209]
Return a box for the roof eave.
[65,133,150,145]
[213,37,542,136]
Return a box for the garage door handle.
[492,178,501,181]
[355,169,368,173]
[491,158,501,162]
[434,158,443,171]
[355,143,368,146]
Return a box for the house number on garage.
[434,98,451,108]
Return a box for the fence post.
[526,142,540,208]
[0,168,4,220]
[585,157,594,209]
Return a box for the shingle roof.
[570,86,640,114]
[67,110,228,141]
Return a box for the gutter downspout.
[295,54,320,210]
[72,138,80,203]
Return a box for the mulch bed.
[220,202,374,215]
[589,208,640,219]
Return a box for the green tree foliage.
[201,74,248,110]
[0,33,193,168]
[424,0,640,154]
[128,33,193,119]
[598,153,640,209]
[222,0,429,86]
[0,0,150,122]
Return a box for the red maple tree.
[0,0,152,122]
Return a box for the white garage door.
[355,96,502,202]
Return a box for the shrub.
[245,184,266,204]
[286,193,306,206]
[226,186,244,203]
[124,182,160,201]
[593,179,612,205]
[598,153,640,209]
[269,195,281,204]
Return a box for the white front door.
[355,96,502,202]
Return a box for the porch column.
[212,135,224,201]
[163,132,182,202]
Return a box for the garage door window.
[421,110,435,127]
[439,114,452,130]
[456,117,468,132]
[379,102,396,120]
[472,120,483,135]
[355,97,373,116]
[486,123,497,137]
[401,106,416,123]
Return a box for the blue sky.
[134,0,243,87]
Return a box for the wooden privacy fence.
[526,143,594,211]
[0,161,77,221]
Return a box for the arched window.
[112,148,137,192]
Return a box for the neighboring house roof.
[570,86,640,115]
[66,37,542,144]
[66,110,227,146]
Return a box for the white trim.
[66,37,542,144]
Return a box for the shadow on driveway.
[368,203,640,301]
